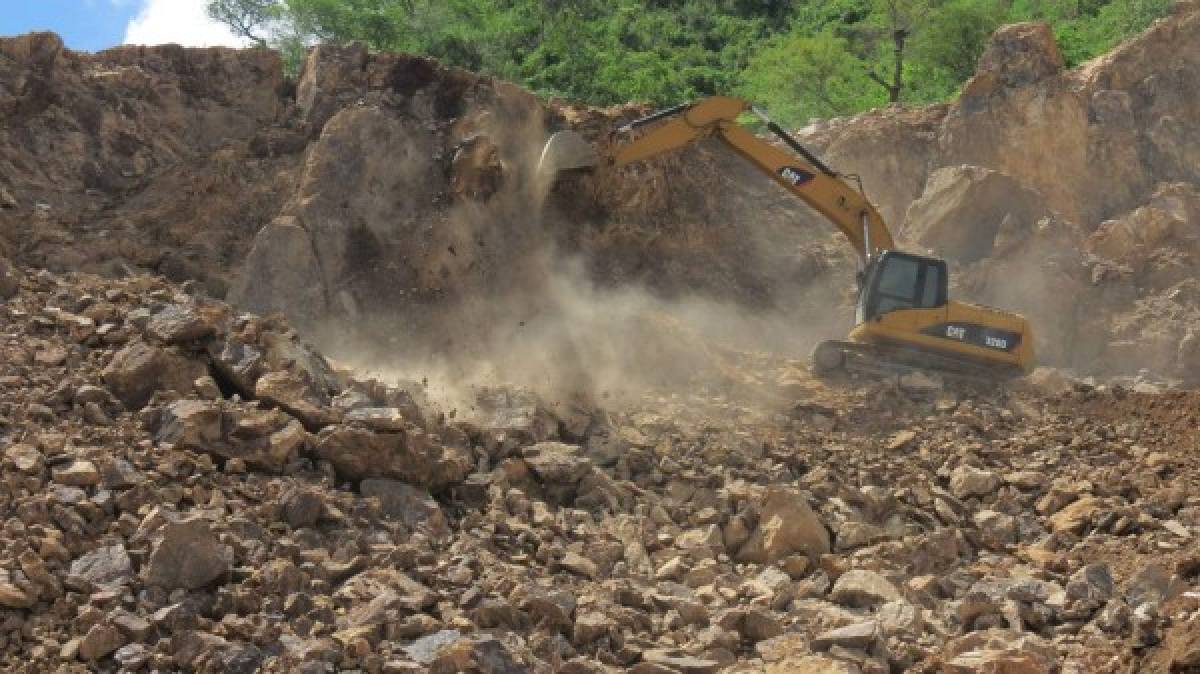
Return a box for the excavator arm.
[541,96,894,261]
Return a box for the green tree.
[204,0,1175,124]
[206,0,283,46]
[914,0,1003,83]
[737,31,881,122]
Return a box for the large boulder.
[314,425,471,489]
[227,217,327,325]
[901,165,1054,263]
[102,341,207,409]
[736,488,831,564]
[962,22,1064,99]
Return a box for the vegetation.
[208,0,1174,126]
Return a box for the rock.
[360,479,448,534]
[102,341,207,409]
[227,217,328,325]
[887,429,917,451]
[572,612,612,645]
[403,630,462,665]
[1125,564,1174,608]
[829,570,901,608]
[560,551,599,579]
[973,510,1018,549]
[155,399,223,449]
[146,304,217,344]
[519,588,576,631]
[1046,496,1101,534]
[194,374,222,399]
[903,165,1055,264]
[255,370,339,428]
[521,442,592,483]
[336,569,436,611]
[268,420,308,466]
[0,256,19,299]
[51,459,100,486]
[110,610,152,641]
[877,600,923,637]
[740,607,785,643]
[207,336,265,395]
[470,387,559,444]
[1065,563,1113,604]
[765,655,861,674]
[67,545,133,590]
[0,580,37,608]
[315,425,471,489]
[6,444,44,474]
[962,22,1064,98]
[736,488,831,564]
[345,406,412,432]
[943,650,1051,674]
[142,519,233,590]
[641,649,720,674]
[171,630,233,669]
[113,643,151,669]
[79,623,125,661]
[782,555,811,579]
[281,488,324,529]
[811,620,881,651]
[949,464,1002,499]
[898,370,943,393]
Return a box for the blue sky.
[1,0,246,52]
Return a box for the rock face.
[901,165,1054,263]
[227,216,327,323]
[962,22,1065,97]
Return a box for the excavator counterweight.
[538,97,1036,379]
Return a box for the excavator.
[537,96,1035,379]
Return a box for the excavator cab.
[855,251,948,324]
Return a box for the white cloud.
[123,0,251,48]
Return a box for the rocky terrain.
[1,256,1199,673]
[1,3,1200,674]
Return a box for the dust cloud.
[311,104,851,411]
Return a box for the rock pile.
[1,260,1198,672]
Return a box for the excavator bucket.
[536,130,600,177]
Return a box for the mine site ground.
[1,3,1199,673]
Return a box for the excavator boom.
[539,96,894,260]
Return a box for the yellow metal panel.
[850,300,1035,373]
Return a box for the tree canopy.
[209,0,1173,127]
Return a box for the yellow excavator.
[538,96,1035,378]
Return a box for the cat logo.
[778,166,814,186]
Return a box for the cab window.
[867,254,946,319]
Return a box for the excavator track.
[811,339,1022,386]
